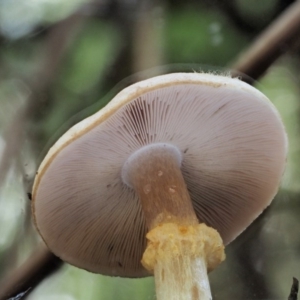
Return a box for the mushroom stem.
[122,143,225,299]
[122,143,198,228]
[142,223,224,300]
[153,253,211,300]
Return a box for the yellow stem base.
[142,223,225,300]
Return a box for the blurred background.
[0,0,300,299]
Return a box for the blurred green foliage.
[165,7,249,65]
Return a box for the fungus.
[32,73,287,300]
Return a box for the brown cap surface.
[32,73,287,277]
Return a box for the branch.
[288,277,299,300]
[231,0,300,83]
[0,244,62,300]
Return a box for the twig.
[7,288,31,300]
[231,0,300,83]
[288,277,299,300]
[0,245,62,300]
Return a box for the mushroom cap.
[32,73,287,278]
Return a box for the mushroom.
[32,73,287,300]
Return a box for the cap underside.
[33,75,287,277]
